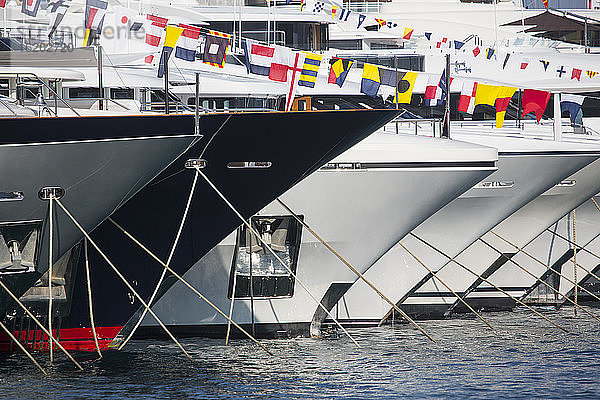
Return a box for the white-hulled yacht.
[441,130,600,313]
[137,130,498,339]
[332,125,600,324]
[519,197,600,307]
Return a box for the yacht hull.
[0,114,198,319]
[332,142,600,325]
[137,134,497,339]
[449,158,600,314]
[1,109,398,351]
[515,196,600,308]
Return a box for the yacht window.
[69,87,100,99]
[0,192,24,201]
[0,79,9,97]
[110,88,134,100]
[228,216,303,299]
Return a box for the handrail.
[16,73,80,117]
[0,96,18,117]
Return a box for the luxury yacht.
[444,134,600,314]
[332,126,600,324]
[135,131,498,339]
[520,197,600,307]
[0,85,198,322]
[0,108,398,352]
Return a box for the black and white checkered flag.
[313,1,324,13]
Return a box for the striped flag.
[83,0,107,46]
[337,8,351,21]
[297,52,322,88]
[145,14,168,47]
[175,24,201,62]
[144,14,168,63]
[243,39,274,76]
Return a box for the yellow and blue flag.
[298,53,322,88]
[360,63,381,97]
[158,25,184,78]
[361,64,418,103]
[328,58,353,87]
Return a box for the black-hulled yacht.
[0,108,398,351]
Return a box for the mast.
[97,44,104,110]
[443,54,450,139]
[553,92,562,141]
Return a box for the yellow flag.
[164,26,184,49]
[395,71,418,104]
[474,83,501,107]
[495,86,517,128]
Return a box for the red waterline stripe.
[0,326,122,353]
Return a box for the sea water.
[1,307,600,399]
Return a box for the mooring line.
[0,279,83,370]
[490,231,600,305]
[84,239,102,358]
[479,237,600,323]
[108,217,273,355]
[119,169,200,350]
[397,241,494,330]
[53,199,194,361]
[197,168,361,348]
[225,262,239,346]
[0,319,46,375]
[573,210,578,316]
[592,197,600,214]
[48,195,54,362]
[543,228,600,290]
[276,198,437,343]
[410,233,569,333]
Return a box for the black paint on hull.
[41,109,398,346]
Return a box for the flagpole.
[443,53,450,139]
[164,49,169,114]
[553,92,562,141]
[97,43,104,111]
[267,0,271,45]
[520,0,525,33]
[493,0,498,48]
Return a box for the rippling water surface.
[1,307,600,399]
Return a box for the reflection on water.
[1,307,600,399]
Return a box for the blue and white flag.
[561,94,585,125]
[357,14,366,29]
[337,8,351,21]
[21,0,42,17]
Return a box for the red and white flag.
[458,80,478,114]
[243,39,275,76]
[424,73,442,106]
[144,14,168,63]
[436,36,449,49]
[175,23,201,62]
[520,57,529,70]
[285,51,306,111]
[145,14,167,47]
[269,45,294,82]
